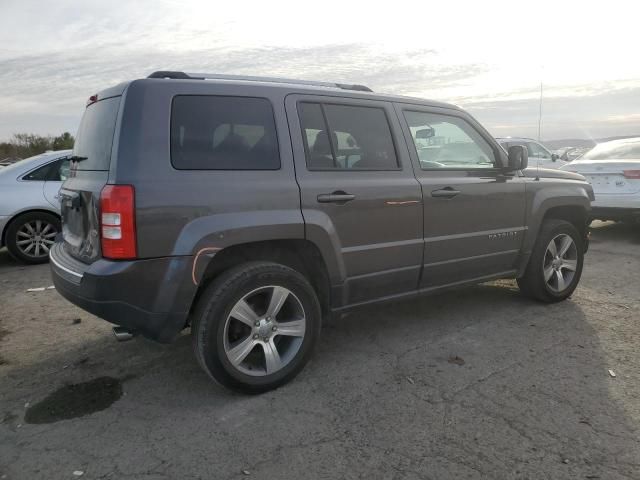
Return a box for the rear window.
[579,139,640,160]
[73,97,120,171]
[171,96,280,170]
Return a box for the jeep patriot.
[50,71,594,393]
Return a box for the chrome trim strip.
[50,250,84,279]
[424,226,528,243]
[342,238,423,254]
[423,249,520,268]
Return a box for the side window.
[171,96,280,170]
[298,102,399,170]
[403,111,496,169]
[527,142,550,159]
[23,158,69,181]
[58,159,71,181]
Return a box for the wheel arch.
[191,239,332,320]
[542,205,589,243]
[517,193,590,277]
[1,208,60,247]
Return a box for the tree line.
[0,132,75,161]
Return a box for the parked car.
[51,72,593,393]
[555,146,592,162]
[561,137,640,223]
[497,137,567,169]
[0,150,71,263]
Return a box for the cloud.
[0,19,638,142]
[463,87,640,140]
[0,43,491,138]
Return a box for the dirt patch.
[448,355,465,366]
[24,377,123,424]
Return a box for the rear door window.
[73,97,121,171]
[171,96,280,170]
[298,102,399,170]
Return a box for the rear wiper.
[69,155,88,162]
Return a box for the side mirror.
[506,145,528,171]
[416,128,434,139]
[551,153,559,162]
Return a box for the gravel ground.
[1,222,639,479]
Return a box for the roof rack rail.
[147,71,373,92]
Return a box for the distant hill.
[544,135,640,150]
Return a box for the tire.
[191,261,322,394]
[5,211,60,264]
[517,219,584,303]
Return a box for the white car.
[560,137,640,223]
[0,150,71,263]
[497,137,568,170]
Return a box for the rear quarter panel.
[112,79,304,261]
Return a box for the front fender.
[522,179,592,255]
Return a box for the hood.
[521,167,586,181]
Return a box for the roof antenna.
[537,80,543,143]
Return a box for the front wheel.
[191,261,321,394]
[517,219,584,303]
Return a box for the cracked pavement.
[1,221,639,479]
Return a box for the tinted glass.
[299,102,398,170]
[580,139,640,160]
[73,97,120,171]
[171,96,280,170]
[527,142,550,158]
[23,158,70,181]
[404,111,495,169]
[299,102,335,169]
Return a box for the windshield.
[579,138,640,160]
[73,96,121,170]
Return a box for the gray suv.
[51,71,594,393]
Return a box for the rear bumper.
[50,242,197,343]
[0,215,10,246]
[590,206,640,222]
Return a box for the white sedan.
[0,150,71,263]
[560,138,640,223]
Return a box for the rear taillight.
[623,170,640,179]
[100,185,137,259]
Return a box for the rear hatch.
[565,160,640,195]
[60,94,122,263]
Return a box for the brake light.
[100,185,137,259]
[86,94,98,107]
[623,170,640,179]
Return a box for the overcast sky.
[1,0,639,142]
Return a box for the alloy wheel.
[16,220,57,259]
[543,234,578,293]
[223,285,306,376]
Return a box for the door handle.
[317,191,356,203]
[431,188,460,198]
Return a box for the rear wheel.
[517,219,584,303]
[5,212,59,264]
[191,261,321,394]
